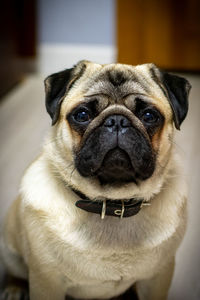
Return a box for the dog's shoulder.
[19,153,81,230]
[20,154,66,210]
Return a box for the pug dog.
[0,61,191,300]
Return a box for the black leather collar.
[76,198,144,219]
[72,188,148,219]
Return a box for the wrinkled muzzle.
[75,114,155,184]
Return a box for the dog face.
[44,61,190,199]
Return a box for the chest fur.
[29,213,177,284]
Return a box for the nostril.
[120,117,131,128]
[104,117,116,127]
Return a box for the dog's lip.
[101,148,133,169]
[95,148,138,184]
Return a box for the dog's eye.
[141,110,159,124]
[74,109,90,123]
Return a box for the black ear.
[44,61,87,125]
[44,68,74,125]
[161,71,191,130]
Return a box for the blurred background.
[1,0,200,95]
[0,0,200,299]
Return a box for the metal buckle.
[114,200,125,219]
[101,200,106,219]
[141,201,151,207]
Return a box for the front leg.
[136,258,175,300]
[29,270,66,300]
[0,274,29,300]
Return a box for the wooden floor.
[0,73,200,300]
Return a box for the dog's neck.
[71,188,150,219]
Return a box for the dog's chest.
[63,247,156,281]
[48,216,162,285]
[63,250,145,299]
[57,233,161,299]
[30,208,177,299]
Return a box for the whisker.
[70,166,77,181]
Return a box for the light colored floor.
[0,74,199,299]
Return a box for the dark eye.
[74,109,90,123]
[141,110,159,124]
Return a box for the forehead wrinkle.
[85,79,148,102]
[135,65,166,98]
[121,81,148,96]
[129,71,152,94]
[105,64,152,94]
[86,64,152,92]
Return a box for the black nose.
[104,115,131,133]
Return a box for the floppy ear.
[44,61,87,125]
[150,65,191,130]
[44,68,73,125]
[161,71,191,130]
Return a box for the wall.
[37,0,116,74]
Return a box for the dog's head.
[44,61,190,199]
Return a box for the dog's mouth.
[75,114,156,185]
[96,148,137,184]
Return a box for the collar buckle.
[114,200,125,219]
[101,200,125,219]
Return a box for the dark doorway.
[0,0,37,97]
